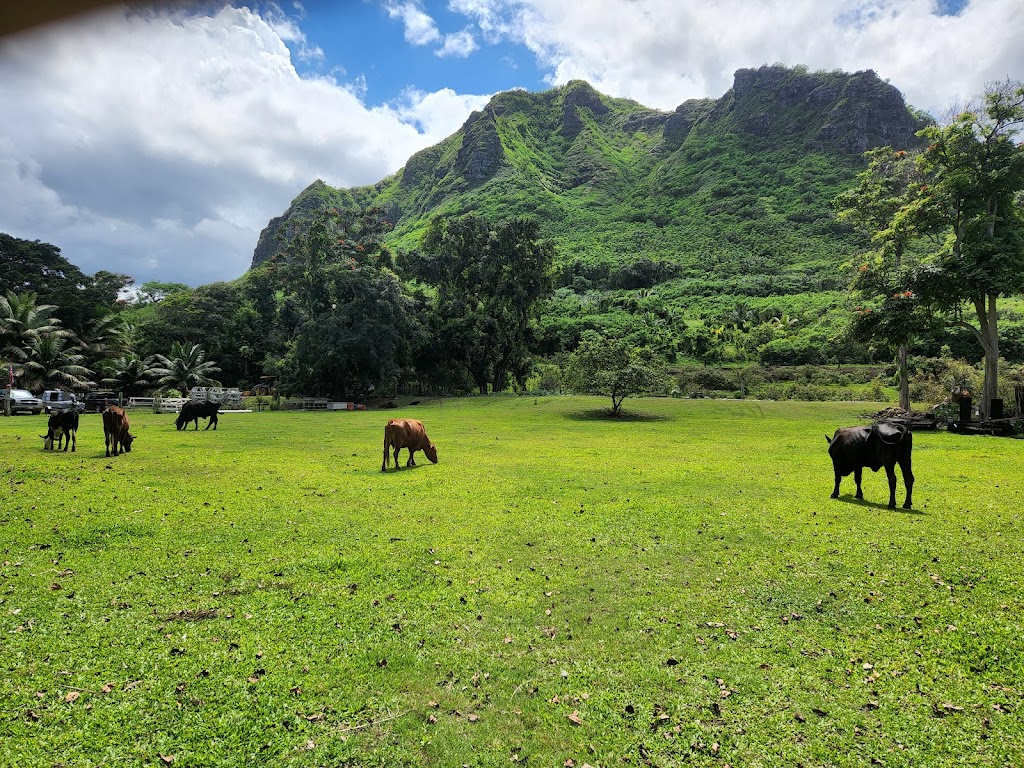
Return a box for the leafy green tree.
[911,81,1024,417]
[0,234,132,336]
[835,147,931,410]
[403,215,555,393]
[133,281,191,306]
[154,342,222,396]
[277,266,417,400]
[564,333,670,416]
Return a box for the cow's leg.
[406,449,417,467]
[193,418,199,430]
[69,429,75,452]
[105,433,111,458]
[831,471,842,499]
[394,446,401,468]
[899,455,914,509]
[208,414,217,431]
[853,467,864,499]
[884,464,897,508]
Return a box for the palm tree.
[101,353,163,397]
[1,291,70,387]
[79,313,131,372]
[154,342,222,396]
[19,334,93,392]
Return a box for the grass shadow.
[836,495,925,515]
[565,409,671,423]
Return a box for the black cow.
[41,410,79,452]
[176,400,220,431]
[826,422,914,509]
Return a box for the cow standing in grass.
[103,406,135,457]
[382,418,438,471]
[41,410,79,452]
[826,422,914,509]
[176,400,220,431]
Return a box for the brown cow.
[102,406,135,457]
[382,418,437,471]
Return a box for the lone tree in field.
[913,81,1024,418]
[564,333,670,416]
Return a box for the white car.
[1,388,44,415]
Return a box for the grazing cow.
[41,410,79,452]
[103,406,135,457]
[826,423,914,509]
[382,418,438,471]
[176,400,220,431]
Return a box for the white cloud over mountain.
[0,4,487,286]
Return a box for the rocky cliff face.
[726,65,920,153]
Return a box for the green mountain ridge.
[252,64,927,299]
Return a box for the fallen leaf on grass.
[467,713,479,722]
[64,691,80,703]
[567,710,583,725]
[159,755,174,764]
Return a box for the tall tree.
[913,81,1024,417]
[0,235,131,336]
[403,215,555,393]
[834,146,933,410]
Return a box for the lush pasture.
[1,398,1022,767]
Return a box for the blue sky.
[293,2,549,109]
[0,0,1019,287]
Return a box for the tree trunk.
[897,343,910,412]
[973,293,999,420]
[981,293,999,420]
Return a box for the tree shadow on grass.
[834,495,925,515]
[565,409,671,423]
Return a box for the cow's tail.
[382,427,391,471]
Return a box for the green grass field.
[1,398,1022,767]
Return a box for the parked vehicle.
[1,388,44,415]
[42,390,82,414]
[82,390,119,413]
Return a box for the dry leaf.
[467,713,479,722]
[64,691,80,703]
[159,755,174,764]
[567,710,583,725]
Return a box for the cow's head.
[424,442,438,464]
[122,432,135,452]
[41,427,65,450]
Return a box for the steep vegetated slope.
[255,65,923,285]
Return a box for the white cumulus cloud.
[450,0,1024,115]
[385,1,441,46]
[0,4,485,286]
